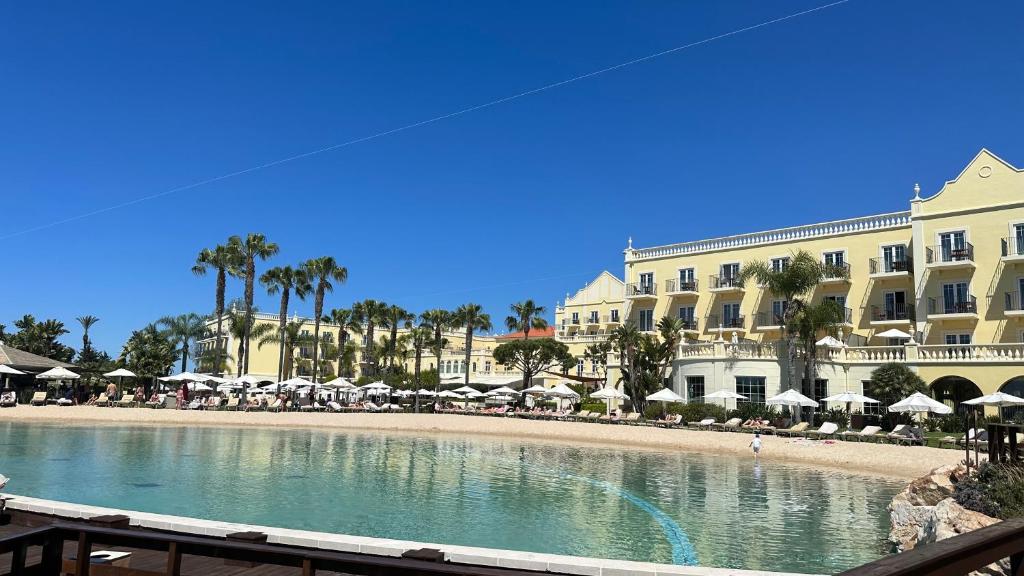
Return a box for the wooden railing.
[0,521,575,576]
[837,517,1024,576]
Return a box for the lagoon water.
[0,422,901,573]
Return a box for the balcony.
[665,278,699,297]
[927,295,979,321]
[602,314,621,325]
[555,333,611,344]
[708,275,744,293]
[754,312,785,331]
[679,318,699,333]
[706,314,745,331]
[1001,237,1024,263]
[584,314,600,326]
[569,318,581,326]
[625,282,657,300]
[820,262,851,284]
[868,257,913,278]
[1005,291,1024,318]
[869,303,915,325]
[926,243,975,269]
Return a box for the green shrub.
[955,462,1024,519]
[727,403,779,422]
[581,402,608,414]
[922,414,965,433]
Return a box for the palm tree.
[505,300,548,339]
[76,315,99,354]
[453,303,492,386]
[792,300,846,401]
[300,256,348,383]
[655,316,686,384]
[382,305,414,369]
[353,299,388,376]
[325,308,361,378]
[192,243,239,377]
[227,233,279,376]
[420,309,451,390]
[258,320,308,381]
[261,266,311,382]
[409,325,433,388]
[738,250,842,391]
[225,307,273,377]
[158,313,206,373]
[610,322,643,401]
[337,340,361,379]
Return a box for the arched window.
[931,376,983,415]
[999,377,1024,421]
[472,362,477,373]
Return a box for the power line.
[1,0,850,241]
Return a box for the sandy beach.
[0,405,962,480]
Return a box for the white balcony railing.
[556,333,611,343]
[674,342,1024,366]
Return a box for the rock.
[928,498,1000,542]
[904,464,962,506]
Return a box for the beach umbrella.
[702,389,747,409]
[547,383,580,411]
[103,368,136,398]
[453,385,479,395]
[815,335,845,348]
[160,371,211,382]
[822,391,879,415]
[646,387,685,417]
[36,367,80,380]
[0,364,25,391]
[590,385,629,416]
[521,384,549,394]
[888,392,952,415]
[191,382,213,392]
[767,389,819,423]
[486,386,519,396]
[415,389,436,397]
[876,328,913,340]
[963,392,1024,408]
[437,390,463,399]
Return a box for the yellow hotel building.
[602,149,1024,415]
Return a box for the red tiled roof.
[495,326,556,341]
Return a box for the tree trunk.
[243,258,255,375]
[213,268,225,377]
[337,332,348,378]
[464,326,472,386]
[366,323,376,376]
[389,324,398,369]
[414,348,422,386]
[277,289,290,383]
[433,326,443,392]
[312,287,324,383]
[180,340,188,373]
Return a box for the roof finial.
[913,182,921,200]
[627,236,633,249]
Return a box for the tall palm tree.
[261,266,311,382]
[505,300,548,339]
[301,256,348,383]
[158,313,207,373]
[610,322,642,401]
[227,234,279,376]
[409,325,433,387]
[792,300,846,403]
[353,299,388,376]
[738,250,841,391]
[226,308,273,378]
[192,243,239,377]
[382,305,414,369]
[325,308,362,378]
[655,316,686,384]
[453,303,492,386]
[420,309,450,390]
[76,315,99,354]
[258,320,309,381]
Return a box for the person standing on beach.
[749,432,762,459]
[105,381,118,402]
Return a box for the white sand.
[0,405,962,480]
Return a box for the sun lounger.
[94,393,109,407]
[363,402,381,412]
[840,425,883,442]
[327,401,342,412]
[57,398,73,406]
[29,391,48,406]
[622,412,641,425]
[0,392,15,408]
[804,422,839,439]
[688,417,716,430]
[267,398,283,412]
[887,425,925,446]
[586,412,601,422]
[567,410,588,421]
[224,397,240,411]
[117,395,136,408]
[655,414,682,428]
[712,418,742,432]
[776,422,810,437]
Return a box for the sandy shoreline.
[0,405,962,480]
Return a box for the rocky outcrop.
[889,465,1006,576]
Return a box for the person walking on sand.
[749,432,762,459]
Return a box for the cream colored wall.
[624,226,913,344]
[553,271,624,381]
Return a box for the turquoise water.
[0,422,900,573]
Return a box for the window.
[686,376,705,403]
[771,300,788,324]
[944,333,972,357]
[823,251,845,267]
[721,263,740,279]
[460,361,466,373]
[472,362,477,373]
[882,244,908,272]
[883,291,908,320]
[589,311,599,323]
[678,306,695,321]
[735,377,766,405]
[610,309,620,322]
[825,295,846,307]
[802,378,828,405]
[484,361,491,373]
[940,282,972,313]
[576,358,584,377]
[862,380,884,415]
[571,312,579,324]
[1013,224,1024,257]
[678,268,696,291]
[301,329,310,337]
[939,231,967,261]
[322,332,333,342]
[771,257,790,273]
[638,309,654,331]
[638,272,654,294]
[723,303,741,328]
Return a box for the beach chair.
[840,425,883,442]
[29,391,48,406]
[688,417,716,430]
[567,410,587,421]
[712,417,742,432]
[654,414,682,428]
[804,422,839,439]
[94,393,109,407]
[622,412,641,425]
[0,392,15,408]
[364,401,381,412]
[586,412,601,422]
[267,398,283,412]
[775,422,810,437]
[224,397,240,411]
[887,425,925,446]
[327,401,343,412]
[117,395,136,408]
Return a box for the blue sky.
[2,0,1023,356]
